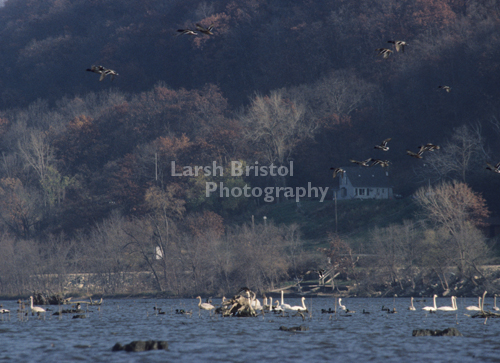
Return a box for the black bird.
[486,162,500,174]
[376,48,393,59]
[177,28,197,36]
[438,85,451,92]
[350,158,372,167]
[374,138,391,151]
[330,167,345,178]
[196,23,214,35]
[387,40,408,52]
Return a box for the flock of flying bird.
[83,27,500,175]
[330,39,500,179]
[85,23,214,82]
[330,137,442,179]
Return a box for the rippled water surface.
[0,297,499,362]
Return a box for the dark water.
[0,296,499,362]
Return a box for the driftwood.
[279,325,309,332]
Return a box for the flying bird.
[418,143,440,153]
[387,40,408,52]
[486,162,500,174]
[350,158,372,167]
[376,48,393,59]
[196,23,214,35]
[86,65,118,81]
[177,28,197,36]
[406,149,424,159]
[370,159,390,167]
[438,85,451,92]
[374,138,392,151]
[330,167,345,178]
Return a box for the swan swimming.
[280,290,292,310]
[338,298,346,311]
[29,296,46,314]
[465,297,482,311]
[196,296,215,311]
[494,294,499,311]
[437,296,457,311]
[408,297,416,311]
[285,297,308,312]
[422,295,438,311]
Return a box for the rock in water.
[112,340,168,352]
[279,325,308,332]
[412,328,462,337]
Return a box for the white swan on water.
[196,296,215,311]
[338,298,346,311]
[465,296,482,311]
[437,296,457,311]
[408,297,416,311]
[422,295,437,311]
[280,290,292,310]
[285,297,308,312]
[29,296,45,314]
[494,294,499,311]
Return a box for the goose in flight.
[387,40,408,52]
[438,85,451,92]
[196,23,214,35]
[376,48,393,59]
[370,159,390,167]
[406,149,424,159]
[350,158,372,167]
[418,143,440,153]
[486,162,500,174]
[374,138,391,151]
[86,65,118,81]
[177,28,197,36]
[330,167,345,178]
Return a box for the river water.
[0,296,498,362]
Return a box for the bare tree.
[414,181,490,279]
[421,124,486,183]
[241,90,316,190]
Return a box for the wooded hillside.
[0,0,499,297]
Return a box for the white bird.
[196,296,215,311]
[465,296,482,311]
[494,294,499,311]
[0,308,9,313]
[422,294,438,311]
[280,290,292,310]
[29,296,46,314]
[285,297,308,312]
[408,297,416,311]
[273,300,284,312]
[437,296,457,311]
[338,298,347,311]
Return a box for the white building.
[334,166,393,200]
